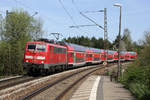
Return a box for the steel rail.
[0,76,40,90]
[0,75,24,83]
[20,65,101,100]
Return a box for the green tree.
[63,36,111,49]
[122,28,133,51]
[140,31,150,65]
[0,14,5,40]
[120,31,150,100]
[112,35,120,49]
[30,17,44,40]
[0,9,44,75]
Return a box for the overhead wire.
[12,0,90,37]
[72,0,81,13]
[72,0,102,37]
[58,0,77,25]
[59,0,92,37]
[72,0,103,29]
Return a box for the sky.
[0,0,150,42]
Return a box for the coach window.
[86,54,88,57]
[60,48,62,53]
[56,47,59,53]
[58,48,61,53]
[53,47,56,53]
[62,49,64,53]
[58,48,60,53]
[57,47,59,53]
[53,47,55,53]
[64,49,66,53]
[49,46,51,52]
[63,49,65,53]
[61,48,63,53]
[70,52,73,57]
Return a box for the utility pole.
[114,3,122,80]
[0,14,3,40]
[103,8,108,65]
[69,8,108,65]
[6,10,11,70]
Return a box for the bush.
[120,63,150,100]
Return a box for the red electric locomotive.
[24,41,67,75]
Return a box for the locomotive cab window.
[27,44,46,52]
[27,44,36,51]
[36,44,46,51]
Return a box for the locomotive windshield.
[27,44,46,51]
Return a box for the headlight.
[25,56,33,59]
[37,56,45,60]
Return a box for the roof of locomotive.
[26,41,67,49]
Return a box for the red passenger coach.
[107,50,115,62]
[24,41,67,75]
[65,43,86,67]
[85,48,93,65]
[124,52,131,61]
[113,51,118,61]
[120,51,125,61]
[100,49,107,62]
[90,48,101,64]
[129,52,137,60]
[65,44,74,66]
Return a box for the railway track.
[0,65,102,100]
[0,76,39,90]
[0,63,124,100]
[0,75,23,82]
[19,65,105,100]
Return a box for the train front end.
[23,41,48,75]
